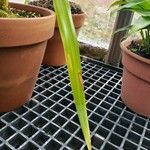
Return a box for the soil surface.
[129,41,150,59]
[29,0,83,14]
[11,8,41,18]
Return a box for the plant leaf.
[129,16,150,34]
[53,0,91,150]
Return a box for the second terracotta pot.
[42,13,85,67]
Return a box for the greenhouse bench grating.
[0,56,150,150]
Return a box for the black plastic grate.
[0,56,150,150]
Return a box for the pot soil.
[121,38,150,117]
[30,0,85,66]
[0,3,55,112]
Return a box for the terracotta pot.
[120,38,150,117]
[42,13,85,67]
[0,3,55,112]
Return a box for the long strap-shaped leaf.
[53,0,91,149]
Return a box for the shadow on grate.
[0,57,150,150]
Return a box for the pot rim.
[0,2,55,20]
[121,37,150,65]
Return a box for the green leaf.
[129,16,150,34]
[53,0,91,150]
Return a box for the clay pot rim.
[55,12,86,28]
[121,37,150,65]
[0,2,55,20]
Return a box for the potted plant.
[0,0,55,112]
[29,0,85,66]
[110,0,150,117]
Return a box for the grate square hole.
[67,137,83,149]
[145,130,150,139]
[111,106,122,115]
[23,111,38,121]
[135,117,146,126]
[142,138,150,149]
[53,116,67,127]
[87,102,96,111]
[62,109,74,119]
[22,125,38,138]
[57,82,65,88]
[42,100,54,108]
[95,92,105,100]
[33,132,49,146]
[115,101,125,109]
[103,143,118,150]
[33,105,46,114]
[2,112,17,123]
[64,122,78,134]
[101,102,111,110]
[122,111,134,120]
[106,112,118,122]
[90,97,101,105]
[103,85,112,91]
[109,92,119,99]
[0,121,5,129]
[8,134,26,149]
[43,110,56,120]
[52,104,64,113]
[35,86,45,93]
[49,86,59,92]
[0,145,11,150]
[42,90,53,97]
[118,118,131,128]
[34,94,45,102]
[87,89,96,95]
[33,117,48,128]
[114,125,127,137]
[91,84,100,92]
[68,104,76,112]
[25,100,37,108]
[109,133,123,146]
[58,89,68,97]
[62,78,70,84]
[60,99,70,107]
[102,119,114,130]
[42,82,51,88]
[105,96,115,104]
[15,106,28,115]
[112,88,120,94]
[100,89,109,95]
[90,113,102,124]
[55,130,70,143]
[92,134,104,149]
[44,123,59,136]
[45,139,62,150]
[95,107,107,116]
[12,118,27,130]
[96,126,109,139]
[127,131,140,144]
[64,85,71,92]
[123,140,137,150]
[51,94,62,101]
[89,121,97,132]
[75,128,84,140]
[20,142,38,150]
[66,94,73,101]
[131,123,144,135]
[0,126,15,140]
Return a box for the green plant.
[110,0,150,56]
[53,0,91,149]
